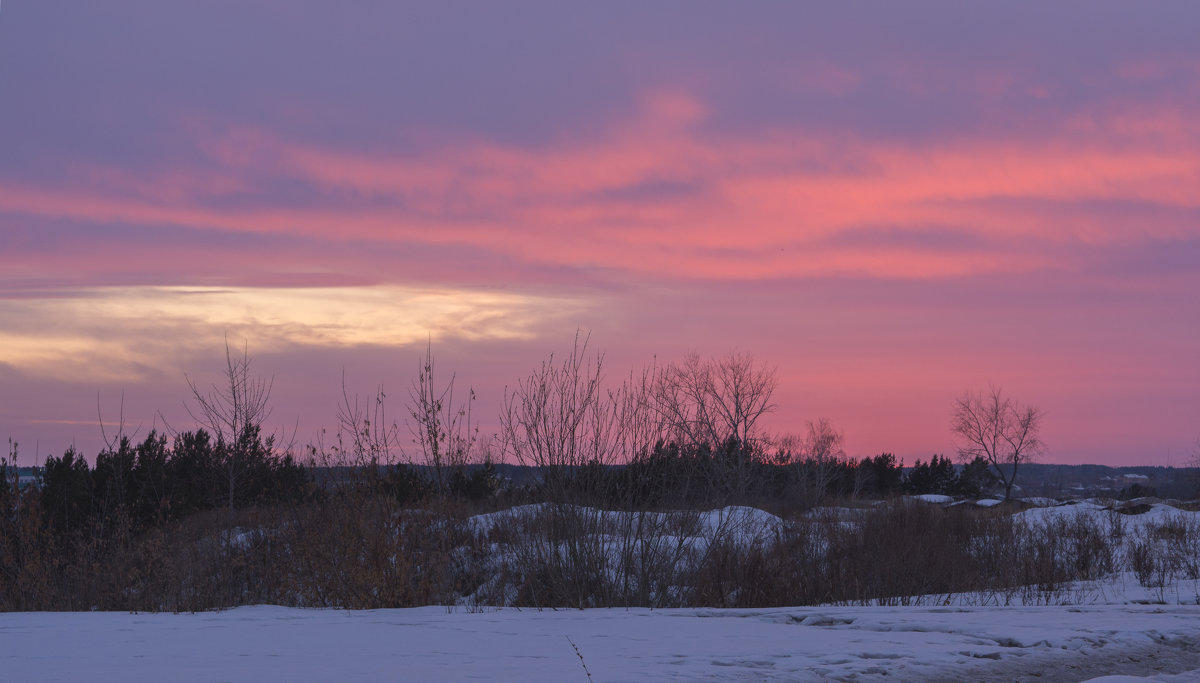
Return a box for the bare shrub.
[284,498,463,608]
[500,333,624,501]
[408,343,479,495]
[1104,508,1128,542]
[687,511,829,608]
[1125,512,1200,600]
[1048,512,1117,581]
[482,505,615,608]
[1128,539,1162,587]
[821,502,985,605]
[610,509,703,607]
[1161,515,1200,580]
[4,488,1139,612]
[0,453,60,611]
[334,374,402,467]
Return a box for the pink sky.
[1,3,1197,465]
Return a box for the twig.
[566,636,594,682]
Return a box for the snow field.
[3,603,1199,682]
[6,498,1200,680]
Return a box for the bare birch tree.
[951,385,1044,501]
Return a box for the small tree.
[950,385,1044,501]
[408,342,477,495]
[186,339,277,510]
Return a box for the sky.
[1,2,1197,466]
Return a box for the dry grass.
[5,483,1200,612]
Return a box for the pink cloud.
[2,91,1198,293]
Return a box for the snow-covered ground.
[6,499,1200,681]
[3,603,1199,681]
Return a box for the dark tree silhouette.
[951,385,1044,501]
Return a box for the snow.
[911,494,953,504]
[2,604,1199,681]
[7,501,1200,680]
[1020,497,1061,507]
[469,503,784,540]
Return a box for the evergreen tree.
[906,455,958,495]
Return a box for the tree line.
[1,334,1052,609]
[7,335,1049,523]
[36,427,311,539]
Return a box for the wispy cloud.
[0,286,585,382]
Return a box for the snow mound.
[912,494,953,504]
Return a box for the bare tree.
[185,339,276,510]
[654,351,777,456]
[770,419,847,505]
[614,360,669,464]
[646,351,777,503]
[500,331,623,497]
[803,417,847,502]
[951,385,1044,501]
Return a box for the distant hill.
[1000,463,1197,500]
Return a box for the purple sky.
[1,2,1198,466]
